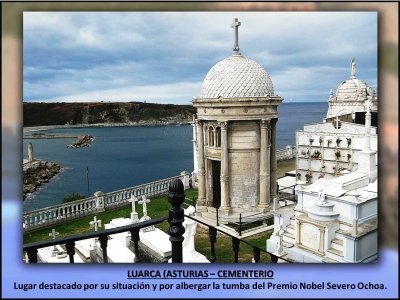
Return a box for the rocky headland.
[23,102,196,126]
[67,134,94,148]
[23,160,62,199]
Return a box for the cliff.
[23,102,196,126]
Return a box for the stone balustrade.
[276,145,297,161]
[23,175,182,233]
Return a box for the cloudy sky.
[23,11,377,104]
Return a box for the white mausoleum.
[267,87,378,263]
[192,18,282,223]
[326,58,378,126]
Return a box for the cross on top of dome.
[231,18,241,55]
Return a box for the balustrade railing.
[23,175,181,233]
[23,178,289,264]
[276,145,297,161]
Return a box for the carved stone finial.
[351,58,356,79]
[329,89,334,100]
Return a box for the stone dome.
[200,54,274,99]
[335,78,368,102]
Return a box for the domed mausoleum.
[192,18,283,223]
[326,58,378,126]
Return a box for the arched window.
[208,126,214,147]
[215,127,221,147]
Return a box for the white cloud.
[37,81,203,105]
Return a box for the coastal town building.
[192,18,282,223]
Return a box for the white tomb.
[37,245,84,263]
[94,238,136,263]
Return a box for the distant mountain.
[23,102,196,126]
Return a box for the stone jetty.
[23,160,62,199]
[67,134,94,148]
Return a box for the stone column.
[192,115,198,178]
[213,128,217,148]
[220,121,230,213]
[270,118,278,198]
[258,120,271,211]
[196,120,206,208]
[318,227,325,253]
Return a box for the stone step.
[282,232,295,244]
[326,248,344,262]
[322,257,340,263]
[286,224,295,235]
[327,248,343,257]
[331,239,343,252]
[331,238,343,246]
[200,211,218,224]
[339,222,352,231]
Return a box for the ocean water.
[23,102,327,212]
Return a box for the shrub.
[63,193,86,203]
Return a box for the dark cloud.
[23,12,377,103]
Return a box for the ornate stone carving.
[219,121,228,130]
[260,119,271,129]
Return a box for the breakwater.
[23,160,62,199]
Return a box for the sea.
[23,102,327,212]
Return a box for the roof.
[199,54,274,99]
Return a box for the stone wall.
[229,121,260,210]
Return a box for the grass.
[23,188,275,262]
[23,160,295,261]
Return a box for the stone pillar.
[28,142,34,162]
[192,115,198,180]
[258,120,271,211]
[196,120,206,208]
[318,227,325,253]
[270,118,278,198]
[220,121,230,213]
[94,191,105,212]
[213,128,217,148]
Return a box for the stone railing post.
[180,171,190,190]
[94,191,105,212]
[167,178,185,263]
